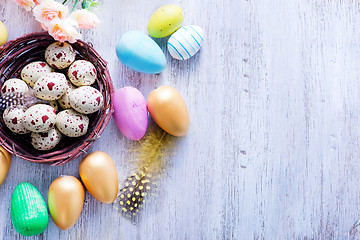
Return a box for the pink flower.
[33,0,68,28]
[13,0,42,11]
[48,19,81,43]
[70,9,100,30]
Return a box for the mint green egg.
[11,182,49,236]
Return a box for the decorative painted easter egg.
[68,86,104,114]
[113,87,148,140]
[68,60,97,86]
[58,81,76,109]
[147,4,184,38]
[1,78,29,96]
[23,104,57,132]
[168,25,204,60]
[31,128,62,151]
[79,151,119,204]
[147,86,190,136]
[45,42,76,69]
[116,31,166,74]
[34,73,68,100]
[0,147,11,187]
[21,61,53,87]
[0,21,8,46]
[56,109,89,137]
[48,176,84,230]
[3,107,30,134]
[11,183,49,236]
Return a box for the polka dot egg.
[23,104,57,132]
[69,86,104,114]
[68,60,97,86]
[45,42,76,69]
[3,107,30,134]
[56,109,89,137]
[34,73,68,100]
[1,78,29,96]
[21,61,53,87]
[31,128,62,151]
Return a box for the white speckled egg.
[3,107,30,134]
[33,73,68,100]
[68,86,104,114]
[1,78,29,96]
[56,109,89,137]
[21,61,53,87]
[45,42,76,69]
[68,60,97,86]
[23,104,57,132]
[167,25,204,60]
[31,128,62,151]
[57,81,77,109]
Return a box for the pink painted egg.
[112,87,148,140]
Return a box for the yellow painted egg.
[48,176,84,230]
[0,147,11,187]
[0,21,8,46]
[147,4,184,38]
[147,86,190,137]
[79,151,119,204]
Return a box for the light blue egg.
[116,31,166,74]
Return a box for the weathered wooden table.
[1,0,360,239]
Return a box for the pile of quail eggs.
[2,42,104,151]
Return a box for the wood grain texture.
[1,0,360,239]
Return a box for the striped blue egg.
[167,25,204,60]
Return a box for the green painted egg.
[147,4,184,38]
[11,182,49,236]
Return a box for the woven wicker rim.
[0,32,114,165]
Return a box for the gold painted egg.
[147,86,190,136]
[0,147,11,187]
[0,21,8,46]
[79,151,119,204]
[48,176,84,230]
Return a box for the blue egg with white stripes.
[116,31,166,74]
[167,25,204,60]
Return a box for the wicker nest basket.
[0,32,114,165]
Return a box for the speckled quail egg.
[23,104,57,132]
[1,78,29,96]
[49,100,59,112]
[34,73,68,100]
[31,128,62,151]
[58,81,77,109]
[45,42,76,69]
[69,86,104,114]
[68,60,97,86]
[56,109,89,137]
[3,107,30,134]
[21,61,53,87]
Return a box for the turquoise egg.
[116,31,166,74]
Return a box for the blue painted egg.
[167,25,204,60]
[116,31,166,74]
